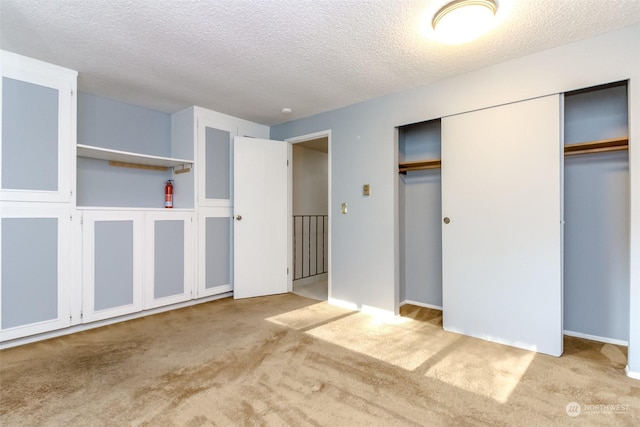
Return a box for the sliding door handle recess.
[236,215,242,221]
[443,217,450,224]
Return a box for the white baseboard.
[0,292,233,350]
[400,299,443,311]
[626,365,640,380]
[563,329,628,346]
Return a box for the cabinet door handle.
[443,217,450,224]
[236,215,242,221]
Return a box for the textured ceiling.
[2,0,640,126]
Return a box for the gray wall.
[270,23,639,374]
[76,92,173,208]
[78,92,171,155]
[292,145,328,215]
[274,103,399,310]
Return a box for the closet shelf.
[564,137,628,156]
[398,159,441,174]
[77,144,193,171]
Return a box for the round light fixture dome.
[432,0,498,44]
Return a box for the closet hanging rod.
[564,137,628,156]
[398,159,441,174]
[108,160,169,171]
[397,137,628,173]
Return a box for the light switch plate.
[363,184,370,196]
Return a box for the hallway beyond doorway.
[292,278,328,301]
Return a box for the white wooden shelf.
[77,144,193,169]
[76,206,195,212]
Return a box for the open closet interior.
[398,119,442,309]
[563,81,630,344]
[398,80,630,349]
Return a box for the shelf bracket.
[173,163,192,175]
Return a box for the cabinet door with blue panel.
[144,211,195,309]
[197,207,233,298]
[82,211,144,322]
[1,50,77,203]
[0,203,72,341]
[196,112,234,208]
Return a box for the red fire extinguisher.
[165,180,173,208]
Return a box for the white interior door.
[234,136,288,299]
[441,95,563,356]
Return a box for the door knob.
[443,217,450,224]
[236,215,242,221]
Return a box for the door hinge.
[287,268,289,275]
[70,214,73,222]
[287,160,289,166]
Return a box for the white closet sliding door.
[441,95,563,356]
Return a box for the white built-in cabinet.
[0,51,77,341]
[0,203,73,340]
[172,107,234,298]
[195,109,235,297]
[1,51,267,345]
[81,210,195,322]
[171,107,269,299]
[0,51,76,204]
[77,101,196,324]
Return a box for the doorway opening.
[287,132,330,301]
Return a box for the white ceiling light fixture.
[432,0,498,44]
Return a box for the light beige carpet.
[1,294,638,426]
